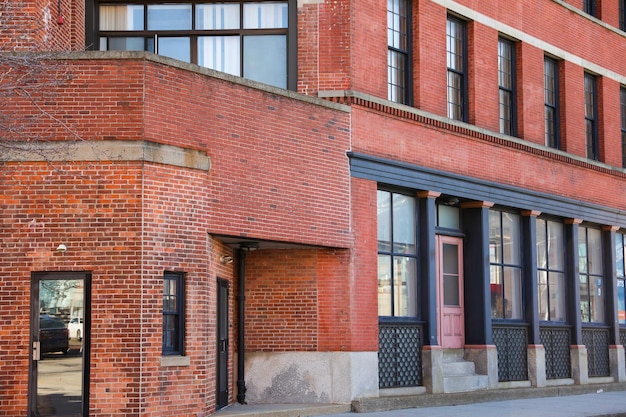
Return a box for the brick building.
[1,0,626,416]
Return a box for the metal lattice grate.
[378,323,423,388]
[540,326,571,379]
[582,327,610,377]
[493,325,528,382]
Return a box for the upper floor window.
[621,0,626,31]
[578,226,604,323]
[388,0,412,105]
[583,0,597,17]
[616,232,626,325]
[95,1,296,90]
[498,38,517,136]
[489,210,523,320]
[377,189,417,317]
[584,73,599,160]
[544,57,560,149]
[446,15,468,122]
[621,87,626,168]
[163,272,185,355]
[537,218,566,322]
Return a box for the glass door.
[437,236,465,348]
[30,272,90,417]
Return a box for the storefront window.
[537,219,566,321]
[616,233,626,325]
[489,210,523,319]
[377,190,417,317]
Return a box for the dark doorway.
[29,272,90,417]
[216,278,229,409]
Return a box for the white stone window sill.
[161,355,190,367]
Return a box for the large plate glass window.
[536,219,566,322]
[616,232,626,325]
[578,226,604,323]
[489,210,522,319]
[96,1,293,90]
[377,190,418,317]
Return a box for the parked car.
[39,315,69,355]
[68,317,83,340]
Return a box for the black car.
[39,315,69,355]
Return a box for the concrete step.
[443,374,490,393]
[443,360,476,375]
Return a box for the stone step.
[443,374,490,393]
[443,360,476,376]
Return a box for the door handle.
[33,341,40,361]
[219,340,228,353]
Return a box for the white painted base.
[244,351,379,404]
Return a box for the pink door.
[437,236,464,348]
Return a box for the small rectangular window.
[583,0,597,16]
[621,0,626,31]
[388,0,411,105]
[447,16,468,122]
[163,272,185,355]
[544,57,560,149]
[584,73,599,160]
[498,38,517,136]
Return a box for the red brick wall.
[350,105,626,213]
[0,0,81,51]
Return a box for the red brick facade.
[2,0,626,415]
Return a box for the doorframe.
[436,235,465,349]
[29,271,91,417]
[216,278,230,410]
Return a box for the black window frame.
[583,0,597,17]
[544,56,561,149]
[498,37,517,137]
[388,0,413,106]
[446,14,468,123]
[163,271,185,356]
[88,0,298,91]
[584,72,599,161]
[621,86,626,168]
[621,0,626,31]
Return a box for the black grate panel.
[582,327,610,377]
[378,323,423,388]
[493,325,528,382]
[540,326,571,379]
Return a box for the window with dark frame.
[621,87,626,168]
[536,218,566,322]
[584,73,599,161]
[446,15,468,122]
[489,210,523,320]
[616,233,626,325]
[498,38,517,136]
[544,57,560,149]
[163,272,185,355]
[377,189,418,318]
[94,0,296,90]
[583,0,596,16]
[388,0,412,105]
[621,0,626,31]
[578,226,604,323]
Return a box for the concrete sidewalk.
[215,384,626,417]
[324,391,626,417]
